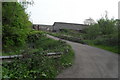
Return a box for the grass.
[48,32,85,44]
[2,45,27,56]
[94,45,118,53]
[2,31,75,79]
[47,29,119,54]
[2,51,24,56]
[83,40,119,54]
[48,31,119,54]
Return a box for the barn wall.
[32,22,89,32]
[53,23,89,31]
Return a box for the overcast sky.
[27,0,119,25]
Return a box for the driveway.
[47,34,118,78]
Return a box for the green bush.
[27,30,45,43]
[2,53,57,78]
[49,33,85,44]
[2,2,75,79]
[94,36,108,45]
[82,17,118,47]
[83,24,100,40]
[2,30,75,78]
[2,2,32,54]
[98,18,115,35]
[94,33,118,46]
[2,39,74,79]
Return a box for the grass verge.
[83,40,119,54]
[48,32,119,54]
[2,31,75,79]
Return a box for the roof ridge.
[54,22,88,26]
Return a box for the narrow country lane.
[47,34,118,78]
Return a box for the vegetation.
[48,29,85,44]
[82,17,119,54]
[83,40,119,53]
[2,2,74,79]
[2,31,74,78]
[49,33,83,43]
[2,2,32,55]
[49,16,119,54]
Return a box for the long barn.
[32,22,89,32]
[53,22,89,32]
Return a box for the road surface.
[47,34,118,78]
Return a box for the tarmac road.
[47,34,118,78]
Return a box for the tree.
[97,18,115,35]
[84,18,95,25]
[85,24,100,39]
[2,2,32,53]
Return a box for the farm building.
[52,22,89,32]
[32,24,52,31]
[32,22,89,32]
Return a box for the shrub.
[84,24,100,40]
[2,52,57,78]
[2,39,74,79]
[56,34,85,44]
[98,18,115,35]
[94,33,118,46]
[2,2,32,53]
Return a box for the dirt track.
[47,34,118,78]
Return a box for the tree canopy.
[2,2,32,53]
